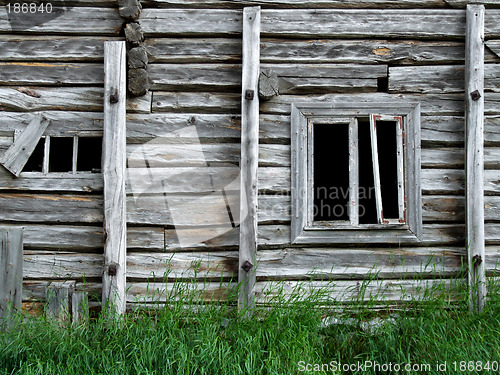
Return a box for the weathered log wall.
[1,2,499,310]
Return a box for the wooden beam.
[239,6,260,313]
[0,114,50,177]
[102,41,127,315]
[465,4,486,313]
[0,228,23,330]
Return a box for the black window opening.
[22,136,102,174]
[312,115,405,226]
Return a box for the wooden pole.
[0,228,23,330]
[239,6,260,313]
[465,4,486,313]
[102,41,127,315]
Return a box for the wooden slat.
[0,114,50,177]
[147,38,500,64]
[239,7,260,312]
[152,92,240,114]
[389,64,500,93]
[24,252,102,279]
[0,87,151,114]
[0,7,122,35]
[0,62,104,86]
[465,5,486,312]
[0,194,103,223]
[348,118,359,226]
[102,41,127,314]
[0,227,23,329]
[142,0,450,9]
[0,36,107,62]
[369,115,384,224]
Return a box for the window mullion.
[307,119,314,226]
[72,136,78,174]
[396,117,405,222]
[369,114,384,224]
[349,117,359,226]
[43,136,50,174]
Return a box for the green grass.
[1,279,499,375]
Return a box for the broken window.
[22,136,102,174]
[291,102,422,244]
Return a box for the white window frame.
[291,102,422,244]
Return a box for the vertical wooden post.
[72,291,89,325]
[45,285,70,323]
[102,41,127,315]
[0,228,23,329]
[239,6,260,312]
[465,4,486,313]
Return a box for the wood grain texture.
[0,194,103,223]
[465,5,486,312]
[239,6,260,312]
[0,114,50,176]
[0,36,108,62]
[0,7,122,35]
[0,87,151,114]
[102,41,127,314]
[0,227,23,329]
[389,64,500,93]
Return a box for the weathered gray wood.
[486,41,500,59]
[258,69,280,100]
[369,115,384,224]
[0,87,151,114]
[142,0,450,8]
[127,227,165,250]
[152,92,240,113]
[103,41,127,314]
[466,5,486,313]
[126,247,464,281]
[389,65,500,93]
[124,22,145,46]
[24,252,102,279]
[128,68,150,97]
[23,281,99,303]
[128,46,148,69]
[147,38,499,64]
[239,7,260,312]
[0,62,104,86]
[0,194,103,224]
[0,7,122,35]
[71,291,89,325]
[446,0,500,8]
[45,285,71,323]
[0,114,50,177]
[0,228,23,329]
[118,0,142,21]
[349,118,359,226]
[0,36,107,62]
[149,63,385,93]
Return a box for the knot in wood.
[244,89,255,100]
[241,260,254,272]
[470,90,481,101]
[110,92,119,104]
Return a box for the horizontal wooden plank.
[0,169,103,193]
[141,0,450,9]
[0,35,108,62]
[389,64,500,93]
[152,92,240,114]
[147,38,500,65]
[0,193,103,223]
[0,62,103,86]
[24,252,103,279]
[0,87,152,113]
[126,278,460,304]
[127,227,165,251]
[23,280,101,302]
[149,63,386,93]
[0,7,122,35]
[126,247,464,281]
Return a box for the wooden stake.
[0,228,23,330]
[102,41,127,315]
[239,6,260,313]
[465,4,486,313]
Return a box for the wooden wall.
[1,1,500,310]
